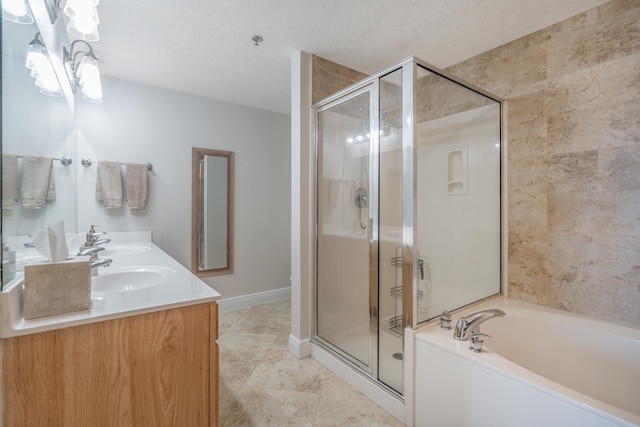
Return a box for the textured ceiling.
[95,0,610,115]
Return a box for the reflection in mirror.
[191,147,234,276]
[1,15,77,289]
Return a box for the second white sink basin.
[100,245,151,257]
[92,266,177,293]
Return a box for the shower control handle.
[354,187,369,229]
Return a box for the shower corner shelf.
[387,315,404,338]
[390,286,423,301]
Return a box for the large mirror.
[1,10,77,289]
[191,147,234,276]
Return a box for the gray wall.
[77,77,291,299]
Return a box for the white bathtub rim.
[414,299,640,427]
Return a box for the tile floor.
[218,299,405,427]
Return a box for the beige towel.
[2,153,18,209]
[21,156,55,209]
[125,162,148,209]
[96,161,123,208]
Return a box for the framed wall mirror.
[191,147,234,277]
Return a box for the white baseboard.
[217,287,291,313]
[311,343,405,423]
[288,334,311,359]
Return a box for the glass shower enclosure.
[314,57,503,396]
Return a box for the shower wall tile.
[448,31,549,99]
[547,191,600,234]
[548,233,599,274]
[445,0,640,326]
[599,191,640,236]
[509,193,547,230]
[599,53,640,104]
[546,107,603,155]
[601,278,640,327]
[507,96,548,159]
[544,66,599,115]
[546,274,606,320]
[311,56,367,105]
[546,150,599,193]
[599,53,640,147]
[508,156,550,194]
[507,228,549,304]
[599,235,640,284]
[546,2,640,78]
[599,145,640,192]
[599,100,640,147]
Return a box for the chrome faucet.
[453,309,505,341]
[77,246,110,275]
[77,246,105,257]
[91,258,112,269]
[92,238,111,246]
[84,224,110,245]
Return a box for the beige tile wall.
[448,0,640,327]
[311,0,640,327]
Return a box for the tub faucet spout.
[453,309,505,341]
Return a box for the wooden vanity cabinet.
[3,302,219,427]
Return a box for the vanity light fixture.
[2,0,34,24]
[64,0,100,41]
[25,32,63,97]
[64,39,103,103]
[41,0,101,40]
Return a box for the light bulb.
[67,17,100,41]
[64,0,99,19]
[25,44,48,71]
[2,0,34,24]
[77,55,103,103]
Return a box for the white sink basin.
[92,266,176,293]
[100,245,151,257]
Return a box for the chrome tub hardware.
[469,333,491,352]
[453,308,505,341]
[439,310,452,329]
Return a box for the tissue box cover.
[23,258,91,320]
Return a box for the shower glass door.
[316,87,377,374]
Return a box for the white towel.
[125,162,148,209]
[96,161,123,208]
[21,156,55,209]
[2,153,18,209]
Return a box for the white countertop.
[0,231,220,338]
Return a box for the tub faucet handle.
[469,333,491,353]
[440,310,452,329]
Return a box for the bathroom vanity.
[0,231,221,426]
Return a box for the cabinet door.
[3,303,216,427]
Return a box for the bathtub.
[410,298,640,427]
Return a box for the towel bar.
[81,158,153,171]
[15,156,72,166]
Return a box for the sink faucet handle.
[77,246,105,256]
[439,310,452,329]
[469,333,491,353]
[87,225,107,244]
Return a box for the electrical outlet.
[2,209,15,219]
